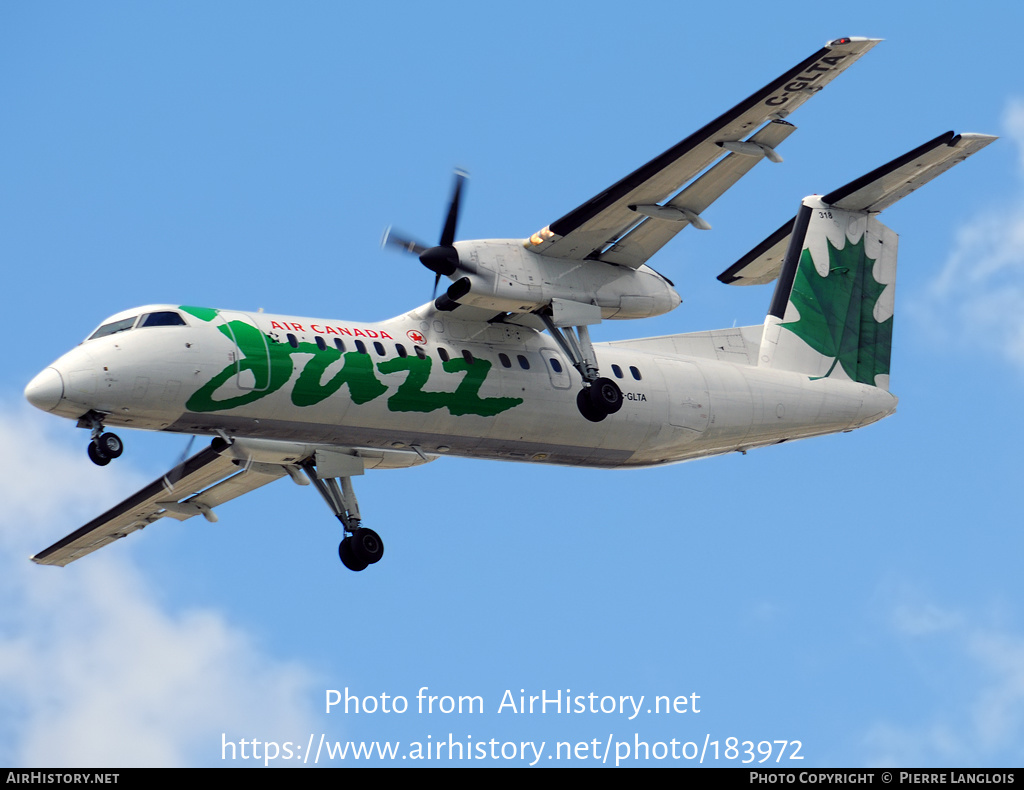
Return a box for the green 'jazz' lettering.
[377,355,451,412]
[441,357,523,417]
[294,349,388,407]
[182,308,523,416]
[376,355,524,416]
[186,319,295,412]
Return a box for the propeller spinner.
[382,169,468,297]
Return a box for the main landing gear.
[338,528,384,572]
[301,460,384,572]
[80,411,124,466]
[539,314,623,423]
[576,377,624,422]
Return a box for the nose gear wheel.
[81,412,125,466]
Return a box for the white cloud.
[862,595,1024,766]
[0,403,320,767]
[1003,98,1024,171]
[891,601,965,637]
[920,99,1024,371]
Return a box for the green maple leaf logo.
[779,235,893,386]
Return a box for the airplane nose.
[25,367,65,412]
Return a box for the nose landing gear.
[80,412,124,466]
[87,433,124,465]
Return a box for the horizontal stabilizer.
[718,131,996,285]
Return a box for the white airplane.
[25,37,994,571]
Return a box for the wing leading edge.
[525,37,880,268]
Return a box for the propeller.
[161,434,197,494]
[382,169,468,298]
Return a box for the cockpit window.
[138,311,187,328]
[88,316,139,341]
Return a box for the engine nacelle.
[437,239,681,319]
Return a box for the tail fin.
[758,200,896,389]
[734,130,997,389]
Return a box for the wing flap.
[31,440,286,567]
[526,37,880,264]
[598,120,798,267]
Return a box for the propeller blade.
[382,169,469,302]
[381,226,429,256]
[440,169,468,247]
[161,435,198,494]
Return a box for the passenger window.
[462,349,474,364]
[334,338,346,352]
[611,364,623,378]
[355,340,367,354]
[517,355,530,370]
[549,358,563,373]
[315,336,327,351]
[414,346,426,360]
[396,344,408,358]
[630,366,642,381]
[373,341,385,356]
[438,347,450,363]
[287,333,298,348]
[499,353,511,368]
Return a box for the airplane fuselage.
[26,302,897,471]
[21,38,991,571]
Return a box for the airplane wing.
[32,437,438,566]
[718,130,998,285]
[524,37,880,268]
[31,438,291,566]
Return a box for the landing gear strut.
[80,411,124,466]
[301,460,384,572]
[538,314,622,422]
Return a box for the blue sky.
[3,1,1023,767]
